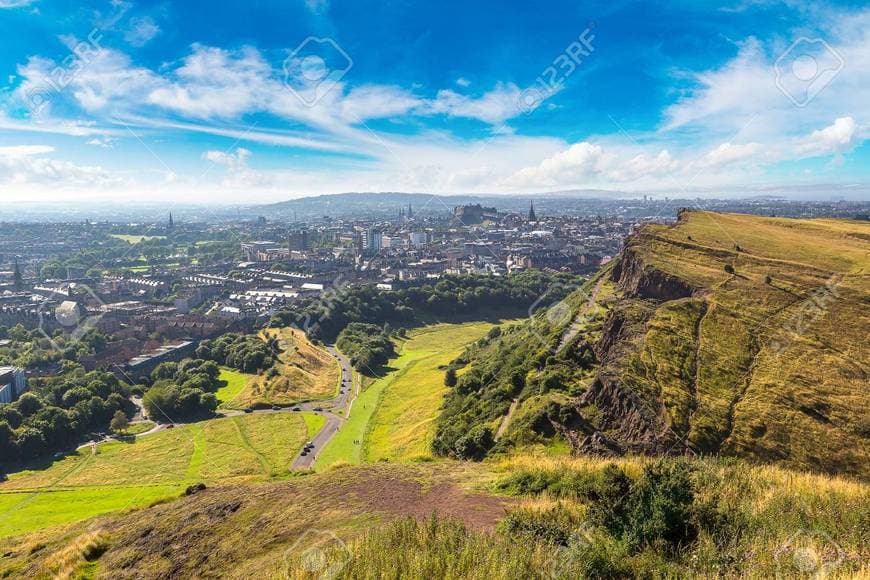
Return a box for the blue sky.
[0,0,868,202]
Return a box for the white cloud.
[339,85,422,123]
[0,145,55,156]
[86,136,116,148]
[202,147,271,188]
[507,142,605,188]
[0,0,37,8]
[427,82,526,124]
[796,116,859,157]
[664,38,778,132]
[125,16,160,47]
[0,146,122,189]
[697,141,764,169]
[455,78,471,87]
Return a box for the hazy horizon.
[1,0,869,204]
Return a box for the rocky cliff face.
[565,239,697,458]
[610,241,696,301]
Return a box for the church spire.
[528,201,537,222]
[13,258,22,291]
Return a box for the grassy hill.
[1,457,866,578]
[221,328,340,409]
[0,413,311,538]
[435,211,870,478]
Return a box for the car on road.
[291,406,301,412]
[312,406,323,412]
[166,424,175,429]
[271,405,281,411]
[244,408,253,413]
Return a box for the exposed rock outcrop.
[611,242,696,301]
[576,374,689,456]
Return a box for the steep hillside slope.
[437,211,870,478]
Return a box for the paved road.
[72,345,358,468]
[290,346,359,470]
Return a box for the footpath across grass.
[0,413,308,538]
[315,321,509,470]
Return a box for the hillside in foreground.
[436,211,869,478]
[1,457,866,578]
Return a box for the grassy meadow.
[4,456,865,578]
[315,321,504,470]
[215,367,251,408]
[0,413,309,538]
[109,234,167,244]
[366,322,505,462]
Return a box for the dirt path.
[557,278,605,352]
[495,398,520,440]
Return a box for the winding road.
[290,346,359,470]
[74,345,358,470]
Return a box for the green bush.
[498,504,583,545]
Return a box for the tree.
[110,410,129,433]
[444,368,457,387]
[16,393,42,417]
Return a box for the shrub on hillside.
[336,323,395,372]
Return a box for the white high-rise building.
[0,366,26,404]
[410,231,429,247]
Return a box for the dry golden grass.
[491,453,870,577]
[234,328,340,406]
[607,211,870,478]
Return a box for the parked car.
[244,408,254,414]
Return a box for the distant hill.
[251,190,636,219]
[436,210,870,478]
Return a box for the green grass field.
[231,329,340,407]
[0,413,308,538]
[215,367,252,408]
[109,234,166,244]
[367,322,504,462]
[115,420,155,436]
[315,322,506,470]
[302,412,326,439]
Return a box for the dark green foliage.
[0,365,130,463]
[269,272,580,342]
[443,367,457,387]
[588,461,698,553]
[452,425,494,460]
[335,323,396,372]
[142,358,221,421]
[195,333,275,373]
[498,504,584,545]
